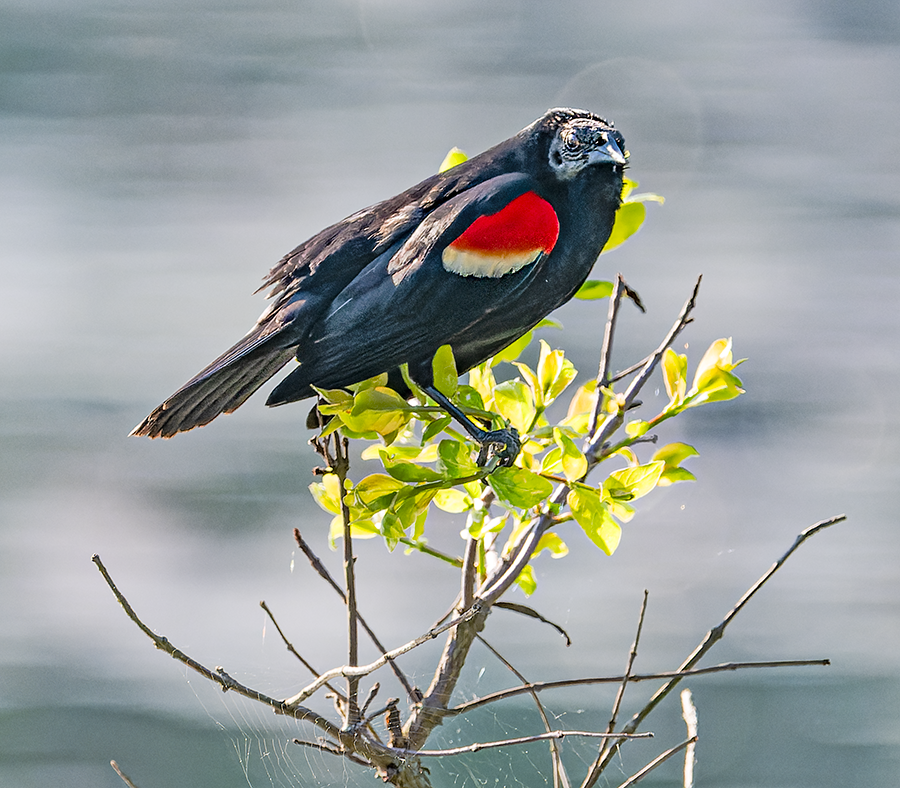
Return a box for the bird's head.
[542,108,627,181]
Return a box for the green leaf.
[433,488,472,513]
[439,146,468,173]
[351,473,406,512]
[432,344,459,398]
[342,387,411,436]
[539,445,563,475]
[437,439,479,478]
[492,379,535,434]
[492,331,533,364]
[537,341,577,404]
[574,280,614,300]
[662,348,688,409]
[383,460,444,483]
[329,515,380,544]
[515,564,537,596]
[687,338,746,407]
[601,201,646,253]
[553,427,587,482]
[308,473,342,515]
[421,414,452,444]
[468,363,497,407]
[604,461,665,502]
[567,487,622,556]
[659,467,697,486]
[652,442,699,467]
[625,419,649,438]
[534,532,569,559]
[488,466,553,508]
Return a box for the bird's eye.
[562,131,581,153]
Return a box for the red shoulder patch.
[442,191,559,279]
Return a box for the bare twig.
[389,729,653,759]
[681,689,698,788]
[445,658,830,717]
[614,736,698,788]
[594,590,649,769]
[477,635,571,788]
[461,535,478,610]
[259,599,345,701]
[293,529,416,701]
[110,760,139,788]
[586,275,701,463]
[585,514,845,780]
[92,555,341,733]
[589,274,628,436]
[292,738,371,767]
[284,603,482,707]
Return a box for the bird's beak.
[592,136,627,167]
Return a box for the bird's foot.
[475,426,521,468]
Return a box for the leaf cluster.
[309,330,744,595]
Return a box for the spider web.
[176,636,640,788]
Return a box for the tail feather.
[131,335,298,439]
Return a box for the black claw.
[475,427,521,467]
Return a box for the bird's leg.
[422,385,520,468]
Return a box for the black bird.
[132,108,626,461]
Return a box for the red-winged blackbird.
[132,108,626,462]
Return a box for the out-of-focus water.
[2,1,899,786]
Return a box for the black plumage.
[132,108,626,440]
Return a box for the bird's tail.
[130,331,298,439]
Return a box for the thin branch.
[623,515,845,731]
[259,599,345,702]
[110,760,140,788]
[595,590,648,768]
[292,738,371,768]
[589,274,628,436]
[388,729,653,759]
[325,432,361,727]
[293,529,417,701]
[587,514,845,780]
[586,275,701,462]
[614,736,698,788]
[461,535,478,610]
[91,555,341,733]
[284,603,481,707]
[681,689,698,788]
[445,658,830,717]
[477,634,571,788]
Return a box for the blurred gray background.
[1,0,898,786]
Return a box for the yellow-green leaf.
[431,344,459,398]
[662,347,688,408]
[515,564,537,596]
[493,331,533,364]
[604,460,665,502]
[351,473,406,512]
[602,201,645,253]
[574,280,614,300]
[342,387,411,436]
[309,472,342,515]
[492,379,535,434]
[553,427,587,482]
[534,532,569,559]
[567,487,622,556]
[434,488,472,513]
[439,147,468,173]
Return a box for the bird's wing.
[267,173,560,402]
